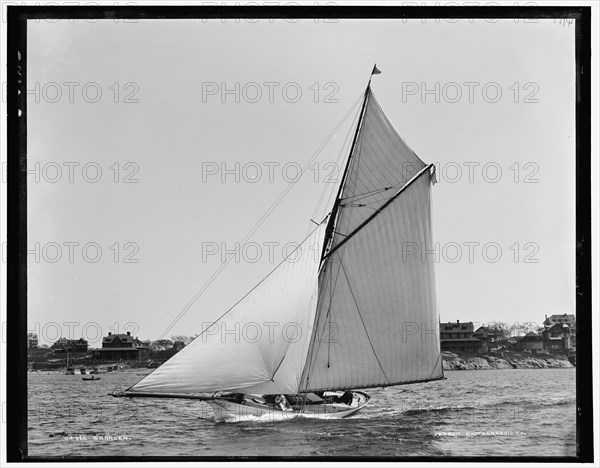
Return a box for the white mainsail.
[300,88,442,392]
[129,223,325,396]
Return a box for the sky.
[25,18,576,346]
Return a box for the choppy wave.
[28,367,576,457]
[402,404,480,416]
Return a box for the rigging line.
[337,114,366,210]
[322,87,371,260]
[270,355,287,382]
[342,204,380,210]
[322,258,342,370]
[184,223,325,342]
[301,254,343,390]
[329,230,347,238]
[308,95,364,235]
[341,185,397,203]
[437,314,445,380]
[326,259,334,368]
[307,95,363,236]
[254,331,276,385]
[346,192,410,208]
[305,259,333,383]
[339,257,391,386]
[327,106,362,204]
[343,193,402,208]
[158,93,365,339]
[428,351,443,381]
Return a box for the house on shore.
[440,314,576,355]
[440,321,482,353]
[92,331,150,361]
[542,323,572,352]
[543,313,575,328]
[440,321,501,353]
[51,337,89,353]
[472,326,499,352]
[543,314,576,349]
[517,331,545,354]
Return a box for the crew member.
[275,394,292,411]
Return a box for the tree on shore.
[170,335,195,346]
[485,322,511,341]
[509,321,540,337]
[150,339,173,351]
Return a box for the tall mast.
[321,68,375,260]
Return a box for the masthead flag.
[372,64,382,75]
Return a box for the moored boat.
[82,375,101,381]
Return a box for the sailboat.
[111,66,444,422]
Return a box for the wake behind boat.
[111,65,444,422]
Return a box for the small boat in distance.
[112,65,444,421]
[82,375,100,381]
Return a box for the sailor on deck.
[275,394,292,412]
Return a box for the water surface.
[28,368,576,458]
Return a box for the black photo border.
[6,4,593,463]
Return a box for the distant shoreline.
[442,350,574,370]
[28,351,574,375]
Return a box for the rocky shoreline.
[442,350,574,370]
[29,352,575,374]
